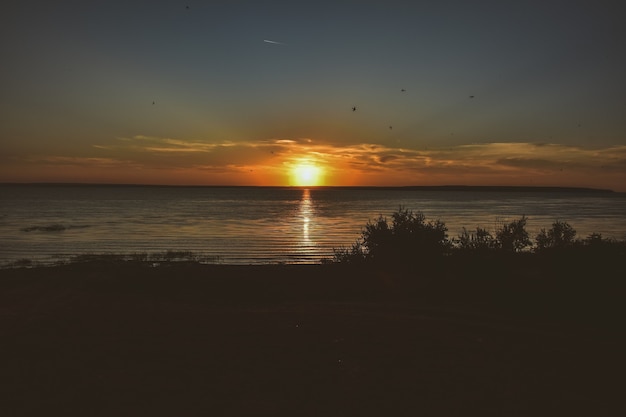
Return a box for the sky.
[1,0,625,190]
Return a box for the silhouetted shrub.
[332,206,450,264]
[570,233,626,259]
[367,207,449,263]
[581,232,613,246]
[495,216,532,252]
[331,209,626,267]
[332,241,366,264]
[535,220,576,251]
[455,227,497,252]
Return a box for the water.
[1,184,625,266]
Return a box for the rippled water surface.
[1,185,625,265]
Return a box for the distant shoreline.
[0,183,616,193]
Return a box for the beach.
[1,259,625,416]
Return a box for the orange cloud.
[2,136,625,191]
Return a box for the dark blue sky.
[1,0,625,189]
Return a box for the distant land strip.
[0,183,616,193]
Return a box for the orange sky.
[2,137,624,191]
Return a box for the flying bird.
[401,89,406,92]
[352,106,357,112]
[263,39,285,45]
[389,126,393,130]
[152,101,155,105]
[469,95,475,99]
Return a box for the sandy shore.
[1,260,625,416]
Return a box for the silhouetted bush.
[580,232,612,247]
[333,206,449,264]
[454,227,497,252]
[495,216,532,253]
[332,209,625,268]
[535,220,576,251]
[570,233,626,259]
[332,241,366,264]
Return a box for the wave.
[21,224,91,233]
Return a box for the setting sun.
[290,162,324,186]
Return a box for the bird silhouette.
[352,106,357,112]
[152,101,155,105]
[401,89,406,92]
[469,95,475,99]
[389,126,392,130]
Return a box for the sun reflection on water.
[299,188,313,246]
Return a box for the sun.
[290,162,324,186]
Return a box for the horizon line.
[0,182,616,193]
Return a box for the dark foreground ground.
[1,256,625,416]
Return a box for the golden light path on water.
[300,188,312,247]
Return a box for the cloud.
[107,135,237,153]
[96,137,626,176]
[376,154,400,164]
[6,136,624,189]
[489,144,626,171]
[20,155,140,169]
[496,157,568,169]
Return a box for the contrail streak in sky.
[263,39,285,45]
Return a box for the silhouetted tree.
[455,227,497,252]
[333,207,450,264]
[362,207,449,263]
[582,232,611,246]
[535,220,576,250]
[330,209,626,267]
[332,240,366,264]
[495,216,532,252]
